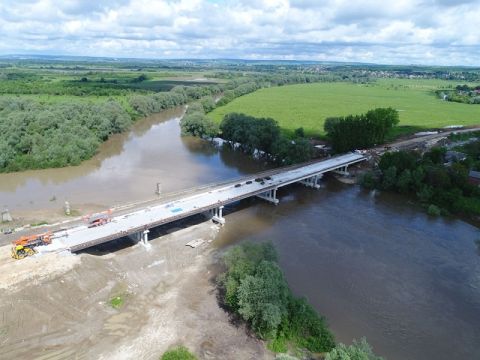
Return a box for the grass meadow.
[209,79,480,138]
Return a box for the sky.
[0,0,479,65]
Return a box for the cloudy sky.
[0,0,479,65]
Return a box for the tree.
[396,169,412,193]
[381,166,397,190]
[200,96,216,113]
[237,261,289,338]
[294,127,305,138]
[180,112,218,138]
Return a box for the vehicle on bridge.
[11,231,53,260]
[84,210,112,228]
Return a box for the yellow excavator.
[11,232,53,260]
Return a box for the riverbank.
[0,220,273,360]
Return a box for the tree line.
[181,110,312,165]
[219,113,312,165]
[324,108,399,152]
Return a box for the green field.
[209,79,480,138]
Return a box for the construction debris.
[186,239,205,248]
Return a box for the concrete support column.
[141,229,151,249]
[142,229,149,244]
[257,188,279,205]
[333,166,350,176]
[212,206,225,225]
[300,174,322,189]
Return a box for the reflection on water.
[0,106,268,212]
[215,181,480,360]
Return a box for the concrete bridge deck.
[41,153,365,253]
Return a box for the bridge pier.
[257,188,279,205]
[333,165,350,176]
[128,230,151,249]
[300,174,322,189]
[141,229,151,249]
[211,206,225,225]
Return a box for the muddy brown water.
[1,109,479,360]
[0,106,268,215]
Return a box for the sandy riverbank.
[0,220,272,360]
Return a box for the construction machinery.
[11,232,53,260]
[83,210,112,228]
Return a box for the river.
[1,109,479,360]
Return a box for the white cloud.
[0,0,478,65]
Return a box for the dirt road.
[0,221,272,360]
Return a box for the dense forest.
[0,97,131,172]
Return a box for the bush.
[359,171,377,189]
[326,338,384,360]
[427,204,441,216]
[161,346,196,360]
[268,337,288,353]
[294,127,305,138]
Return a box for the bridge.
[40,153,366,253]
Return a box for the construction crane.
[11,231,53,260]
[83,210,112,228]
